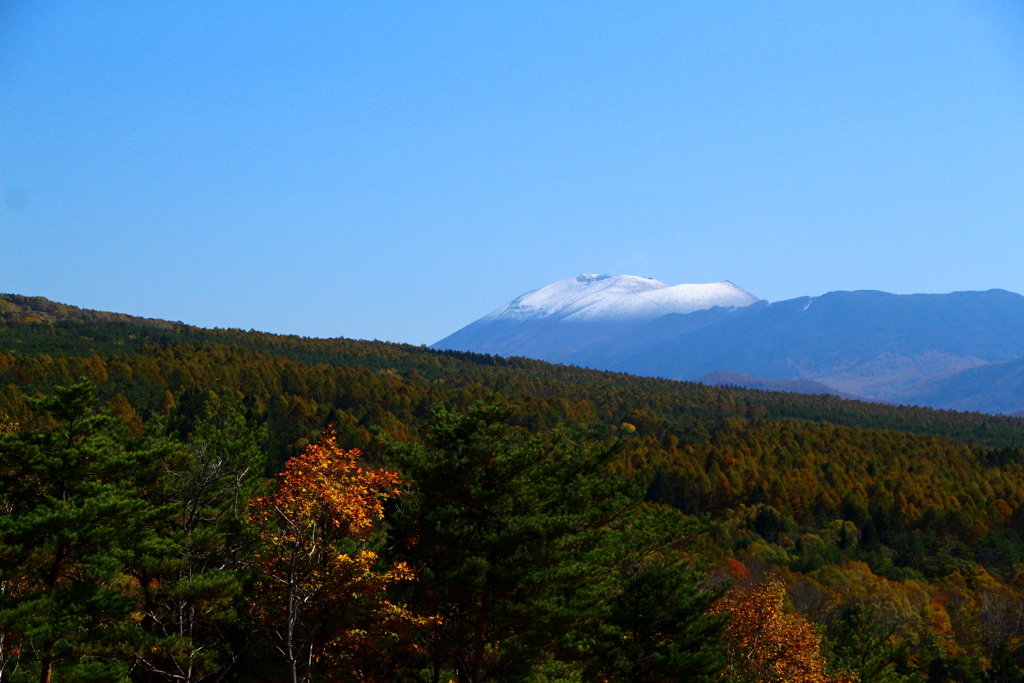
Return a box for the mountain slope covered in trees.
[6,294,1024,680]
[434,281,1024,414]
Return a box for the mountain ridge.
[0,293,180,329]
[433,276,1024,415]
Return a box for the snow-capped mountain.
[433,277,1024,415]
[433,274,761,358]
[479,274,760,324]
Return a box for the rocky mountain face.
[433,276,1024,414]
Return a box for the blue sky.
[2,1,1023,344]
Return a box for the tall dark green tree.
[133,395,267,683]
[0,382,174,683]
[384,400,723,683]
[384,401,636,683]
[825,606,924,683]
[560,506,726,683]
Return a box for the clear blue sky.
[2,1,1023,344]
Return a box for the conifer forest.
[4,295,1024,682]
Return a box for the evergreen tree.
[133,395,267,682]
[384,400,722,683]
[560,506,727,683]
[0,382,174,682]
[825,605,924,683]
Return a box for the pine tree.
[384,400,721,683]
[825,606,924,683]
[562,506,727,683]
[132,395,268,682]
[0,382,174,682]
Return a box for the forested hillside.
[5,295,1024,681]
[434,284,1024,413]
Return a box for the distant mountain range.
[433,275,1024,415]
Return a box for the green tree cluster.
[383,401,724,682]
[0,384,727,682]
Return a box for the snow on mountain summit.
[480,274,760,324]
[431,273,762,358]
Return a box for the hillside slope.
[7,294,1024,679]
[435,282,1024,413]
[897,355,1024,414]
[6,296,1024,536]
[4,294,1024,457]
[696,370,867,400]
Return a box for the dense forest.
[5,295,1024,682]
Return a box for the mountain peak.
[575,273,614,283]
[432,273,760,358]
[478,274,760,325]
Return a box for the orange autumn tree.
[248,428,420,683]
[710,575,853,683]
